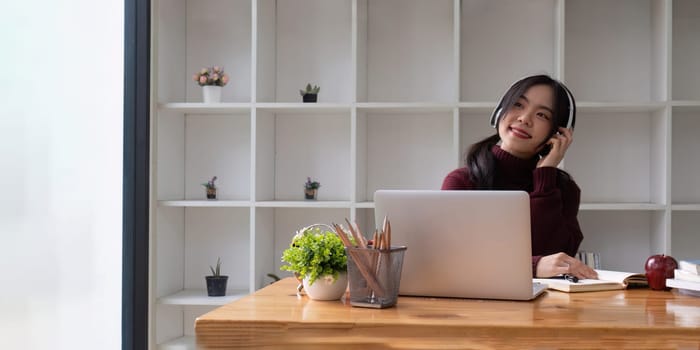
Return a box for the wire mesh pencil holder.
[346,246,407,308]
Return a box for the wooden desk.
[195,278,700,349]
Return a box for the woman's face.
[497,84,555,159]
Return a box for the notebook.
[373,190,546,301]
[534,269,648,292]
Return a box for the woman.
[442,75,597,280]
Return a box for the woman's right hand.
[536,252,598,280]
[537,127,574,168]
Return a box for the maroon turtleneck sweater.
[441,145,583,276]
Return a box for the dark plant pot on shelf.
[302,94,318,103]
[305,188,317,200]
[206,187,217,199]
[206,276,228,296]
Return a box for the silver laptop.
[373,190,546,301]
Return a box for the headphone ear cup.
[559,82,575,129]
[491,87,510,128]
[565,92,575,129]
[490,107,502,128]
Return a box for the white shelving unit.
[150,0,700,348]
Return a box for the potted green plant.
[206,257,228,297]
[304,177,320,200]
[299,83,320,103]
[202,176,217,199]
[280,225,348,300]
[193,66,230,103]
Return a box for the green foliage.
[304,177,321,190]
[209,257,222,276]
[202,176,217,189]
[280,226,347,286]
[299,83,321,96]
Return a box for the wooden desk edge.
[195,278,700,349]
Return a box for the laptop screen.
[374,190,539,300]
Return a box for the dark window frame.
[123,0,150,349]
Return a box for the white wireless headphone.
[489,79,576,130]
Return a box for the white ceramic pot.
[302,272,347,301]
[202,85,222,103]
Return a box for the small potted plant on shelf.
[299,83,320,103]
[304,177,320,200]
[193,66,230,103]
[280,225,348,300]
[202,176,218,200]
[206,257,228,297]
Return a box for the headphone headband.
[490,78,575,130]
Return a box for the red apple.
[644,254,678,291]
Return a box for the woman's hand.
[536,252,598,280]
[537,127,573,168]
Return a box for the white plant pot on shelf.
[302,272,347,301]
[202,85,222,103]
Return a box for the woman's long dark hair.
[466,75,576,189]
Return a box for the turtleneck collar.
[491,145,539,174]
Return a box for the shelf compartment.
[183,208,251,292]
[672,0,700,100]
[185,0,251,103]
[358,0,455,102]
[672,109,700,203]
[356,111,455,202]
[565,0,667,102]
[183,114,251,201]
[156,111,251,201]
[671,212,700,262]
[255,110,351,201]
[157,289,248,306]
[565,110,667,204]
[256,0,353,103]
[460,0,556,102]
[156,0,252,103]
[577,211,663,272]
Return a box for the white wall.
[0,0,123,349]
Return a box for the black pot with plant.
[202,176,218,200]
[300,83,320,103]
[206,257,228,297]
[304,177,321,200]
